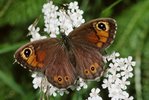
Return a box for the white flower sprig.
[76,78,88,91]
[27,1,136,99]
[87,88,102,100]
[28,24,47,41]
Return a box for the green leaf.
[0,42,26,54]
[0,70,25,96]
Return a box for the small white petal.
[53,92,57,97]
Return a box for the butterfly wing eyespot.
[84,69,91,75]
[20,47,33,60]
[54,76,64,84]
[89,63,99,74]
[94,21,110,31]
[64,76,70,81]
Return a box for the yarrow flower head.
[27,1,136,99]
[41,1,84,37]
[102,52,136,100]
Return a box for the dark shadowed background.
[0,0,149,100]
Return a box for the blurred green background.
[0,0,149,100]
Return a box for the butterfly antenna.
[59,7,73,23]
[46,0,51,2]
[103,67,109,77]
[13,59,17,64]
[60,3,69,10]
[99,49,108,55]
[27,15,41,37]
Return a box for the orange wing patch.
[96,31,110,48]
[86,32,99,44]
[93,21,113,48]
[26,54,44,68]
[97,31,109,37]
[86,31,109,48]
[20,47,44,68]
[97,42,103,47]
[37,51,46,62]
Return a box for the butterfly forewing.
[69,18,117,49]
[14,38,60,71]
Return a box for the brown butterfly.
[14,18,117,89]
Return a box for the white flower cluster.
[101,52,136,100]
[42,1,85,37]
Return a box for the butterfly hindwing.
[70,41,104,80]
[45,45,77,88]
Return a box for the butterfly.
[14,18,117,89]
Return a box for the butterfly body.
[14,18,117,89]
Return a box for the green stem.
[135,52,142,100]
[101,0,122,16]
[0,0,12,17]
[134,12,148,100]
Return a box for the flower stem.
[135,52,142,100]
